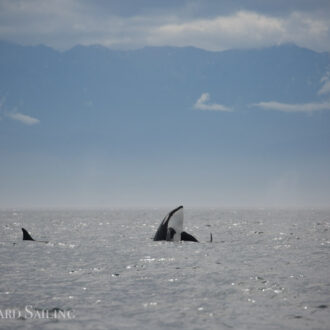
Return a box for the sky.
[0,0,330,209]
[0,0,330,52]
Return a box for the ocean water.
[0,208,329,330]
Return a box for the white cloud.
[318,80,330,95]
[194,93,231,112]
[7,112,40,125]
[0,1,329,52]
[318,74,330,95]
[253,100,330,113]
[149,10,330,52]
[149,11,285,51]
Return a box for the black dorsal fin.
[22,228,34,241]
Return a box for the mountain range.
[0,40,329,207]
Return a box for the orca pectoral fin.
[153,205,183,241]
[181,231,199,242]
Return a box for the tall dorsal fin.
[22,228,34,241]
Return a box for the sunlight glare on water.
[0,208,329,329]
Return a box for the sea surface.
[0,208,329,330]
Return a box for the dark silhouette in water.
[154,206,199,242]
[22,228,34,241]
[22,228,48,243]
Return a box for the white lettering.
[5,309,13,319]
[25,305,34,319]
[0,306,75,320]
[33,310,42,319]
[14,309,22,319]
[67,310,75,319]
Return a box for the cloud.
[149,11,285,51]
[7,112,40,125]
[253,100,330,113]
[194,93,231,112]
[318,74,330,95]
[0,1,329,52]
[254,70,330,114]
[149,10,330,52]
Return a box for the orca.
[22,228,48,243]
[22,228,34,241]
[153,206,199,242]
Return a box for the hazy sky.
[0,1,330,209]
[0,0,330,52]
